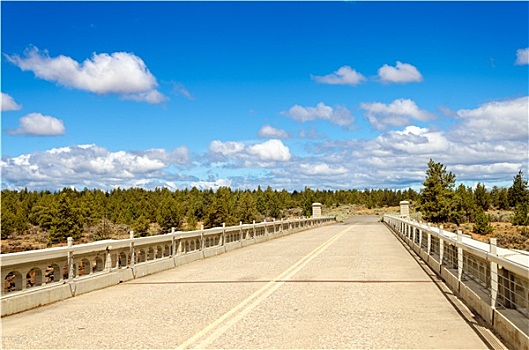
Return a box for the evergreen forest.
[1,160,528,252]
[1,186,418,249]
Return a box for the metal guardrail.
[1,216,335,315]
[384,214,529,350]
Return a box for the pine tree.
[512,202,529,226]
[508,170,529,226]
[419,159,456,223]
[235,190,259,224]
[48,194,83,244]
[473,208,493,234]
[474,183,490,211]
[453,184,476,224]
[156,195,182,232]
[508,170,528,208]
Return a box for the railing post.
[427,224,432,255]
[239,221,243,241]
[105,245,112,271]
[67,237,74,281]
[200,225,205,256]
[457,230,463,283]
[129,231,135,268]
[222,223,226,250]
[170,227,176,257]
[439,225,444,265]
[253,220,256,238]
[490,238,498,322]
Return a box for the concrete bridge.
[1,207,528,349]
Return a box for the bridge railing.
[383,214,529,349]
[0,216,335,316]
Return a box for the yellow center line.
[178,224,356,349]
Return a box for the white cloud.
[137,147,190,165]
[312,66,366,86]
[515,48,529,65]
[7,113,66,136]
[449,96,528,142]
[361,99,435,130]
[1,92,22,111]
[5,47,167,104]
[377,61,423,83]
[258,125,289,139]
[191,178,232,191]
[283,102,354,128]
[1,144,190,190]
[299,163,348,176]
[208,139,291,168]
[373,126,450,155]
[209,140,245,156]
[247,139,291,162]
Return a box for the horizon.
[2,1,528,192]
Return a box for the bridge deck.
[2,216,500,349]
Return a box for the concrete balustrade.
[0,216,334,316]
[383,214,529,350]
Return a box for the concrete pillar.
[457,230,463,282]
[129,231,135,267]
[312,202,322,218]
[490,238,498,316]
[221,223,226,245]
[439,225,444,265]
[399,201,410,218]
[171,227,176,257]
[200,225,205,250]
[105,246,112,271]
[67,237,74,282]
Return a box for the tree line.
[418,160,529,234]
[1,186,418,245]
[2,161,527,248]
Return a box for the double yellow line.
[178,224,356,349]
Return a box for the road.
[1,216,499,349]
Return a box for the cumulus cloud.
[282,102,355,128]
[515,48,529,65]
[299,163,348,176]
[373,126,450,155]
[1,144,190,190]
[311,66,366,86]
[5,47,167,103]
[208,139,291,167]
[361,98,435,130]
[247,139,291,162]
[258,125,289,139]
[378,61,423,83]
[209,140,245,156]
[1,92,22,111]
[449,96,528,142]
[7,113,65,136]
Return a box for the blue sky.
[1,1,528,191]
